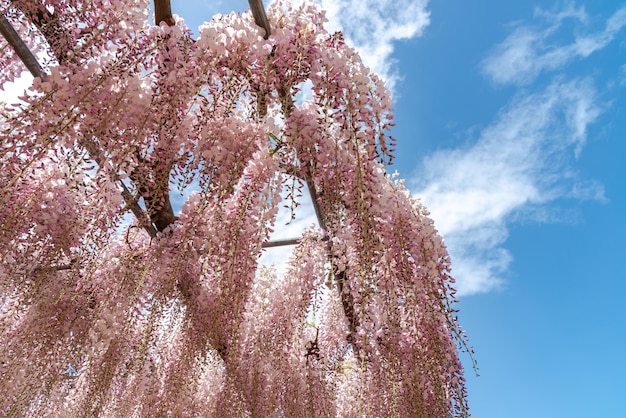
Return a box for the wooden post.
[248,0,271,39]
[154,0,176,26]
[0,15,45,79]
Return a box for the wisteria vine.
[0,0,471,416]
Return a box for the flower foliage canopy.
[0,0,470,416]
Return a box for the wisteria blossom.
[0,0,470,416]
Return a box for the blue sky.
[174,1,626,416]
[3,0,625,416]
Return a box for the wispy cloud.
[0,71,33,104]
[317,0,430,87]
[620,64,626,86]
[265,0,430,88]
[411,78,604,295]
[482,5,626,85]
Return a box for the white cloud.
[482,5,626,85]
[533,3,589,24]
[620,64,626,86]
[411,79,603,295]
[1,71,33,104]
[317,0,430,88]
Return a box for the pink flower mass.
[0,0,471,416]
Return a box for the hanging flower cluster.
[0,0,470,416]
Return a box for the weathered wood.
[14,3,72,63]
[154,0,175,26]
[262,238,301,248]
[248,0,271,39]
[81,139,159,238]
[0,14,45,79]
[1,10,159,238]
[19,1,175,235]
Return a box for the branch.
[304,171,360,354]
[1,13,158,237]
[279,162,326,233]
[262,238,300,248]
[0,14,45,79]
[335,268,360,354]
[12,2,72,63]
[13,2,176,236]
[81,140,159,238]
[283,158,359,353]
[304,176,327,232]
[119,182,158,238]
[248,0,271,39]
[140,185,176,233]
[262,235,329,248]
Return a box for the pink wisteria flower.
[0,0,471,416]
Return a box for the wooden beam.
[0,14,45,79]
[248,0,271,39]
[154,0,175,26]
[262,238,300,248]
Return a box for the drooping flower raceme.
[0,1,470,416]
